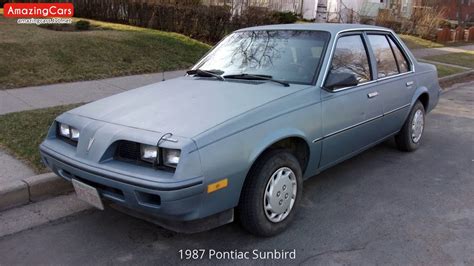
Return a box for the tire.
[238,149,303,237]
[395,101,426,152]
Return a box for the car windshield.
[192,30,330,85]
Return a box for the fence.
[437,26,474,43]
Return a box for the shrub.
[273,11,299,24]
[360,17,375,25]
[375,9,402,32]
[75,20,90,31]
[376,20,402,33]
[439,19,453,29]
[409,6,446,39]
[72,0,292,44]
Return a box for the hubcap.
[263,167,297,223]
[411,109,424,143]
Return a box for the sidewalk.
[0,150,34,183]
[0,70,185,115]
[411,44,474,58]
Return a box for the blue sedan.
[40,23,440,236]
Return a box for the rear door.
[366,33,416,136]
[319,33,384,169]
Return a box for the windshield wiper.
[186,69,225,81]
[223,73,290,87]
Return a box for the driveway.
[0,82,473,265]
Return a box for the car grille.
[116,141,143,163]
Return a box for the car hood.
[68,77,305,138]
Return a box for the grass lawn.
[424,52,474,69]
[400,34,474,50]
[0,104,82,173]
[0,8,210,89]
[435,64,466,78]
[399,34,444,49]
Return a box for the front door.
[319,34,384,169]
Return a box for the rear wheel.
[395,101,425,152]
[238,149,302,237]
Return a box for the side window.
[331,35,371,83]
[367,34,399,78]
[388,37,410,73]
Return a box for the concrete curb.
[0,173,72,211]
[439,69,474,88]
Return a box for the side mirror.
[324,72,359,91]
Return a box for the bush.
[375,9,402,32]
[75,20,90,31]
[273,11,299,24]
[439,19,452,29]
[360,17,375,25]
[408,6,446,38]
[72,0,292,44]
[377,20,402,32]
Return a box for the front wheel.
[238,150,303,237]
[395,101,426,152]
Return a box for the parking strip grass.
[435,64,467,78]
[0,8,210,89]
[423,52,474,69]
[0,104,82,173]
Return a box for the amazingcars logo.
[4,3,74,18]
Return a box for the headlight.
[140,144,180,168]
[163,148,180,168]
[58,122,80,142]
[140,144,181,168]
[140,144,158,163]
[70,127,80,141]
[59,123,70,137]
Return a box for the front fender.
[248,128,309,166]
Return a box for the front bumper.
[40,145,233,231]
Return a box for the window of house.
[367,34,399,78]
[330,35,371,83]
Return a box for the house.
[203,0,416,21]
[263,0,415,21]
[414,0,474,24]
[325,0,415,22]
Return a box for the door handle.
[367,91,379,98]
[406,81,414,87]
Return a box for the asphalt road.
[0,82,473,265]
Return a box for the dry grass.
[0,104,82,173]
[435,64,466,78]
[425,53,474,69]
[0,9,210,89]
[399,34,444,49]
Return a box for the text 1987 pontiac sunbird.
[40,24,440,236]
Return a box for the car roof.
[236,23,391,34]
